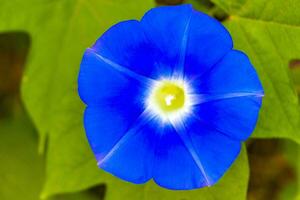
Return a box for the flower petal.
[190,50,263,141]
[85,107,158,183]
[78,48,149,105]
[183,9,233,79]
[153,124,209,189]
[140,5,193,77]
[175,118,242,185]
[84,105,141,162]
[193,96,262,141]
[91,20,164,79]
[194,50,263,94]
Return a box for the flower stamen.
[147,79,192,122]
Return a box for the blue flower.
[78,4,264,190]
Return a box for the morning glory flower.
[78,4,264,190]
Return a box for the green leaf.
[0,0,155,197]
[211,0,300,143]
[41,97,113,198]
[0,111,102,200]
[105,145,249,200]
[0,113,44,200]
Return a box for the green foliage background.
[0,0,299,199]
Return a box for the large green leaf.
[0,0,155,197]
[0,113,44,200]
[0,111,102,200]
[211,0,300,143]
[105,145,249,200]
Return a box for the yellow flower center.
[152,81,185,113]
